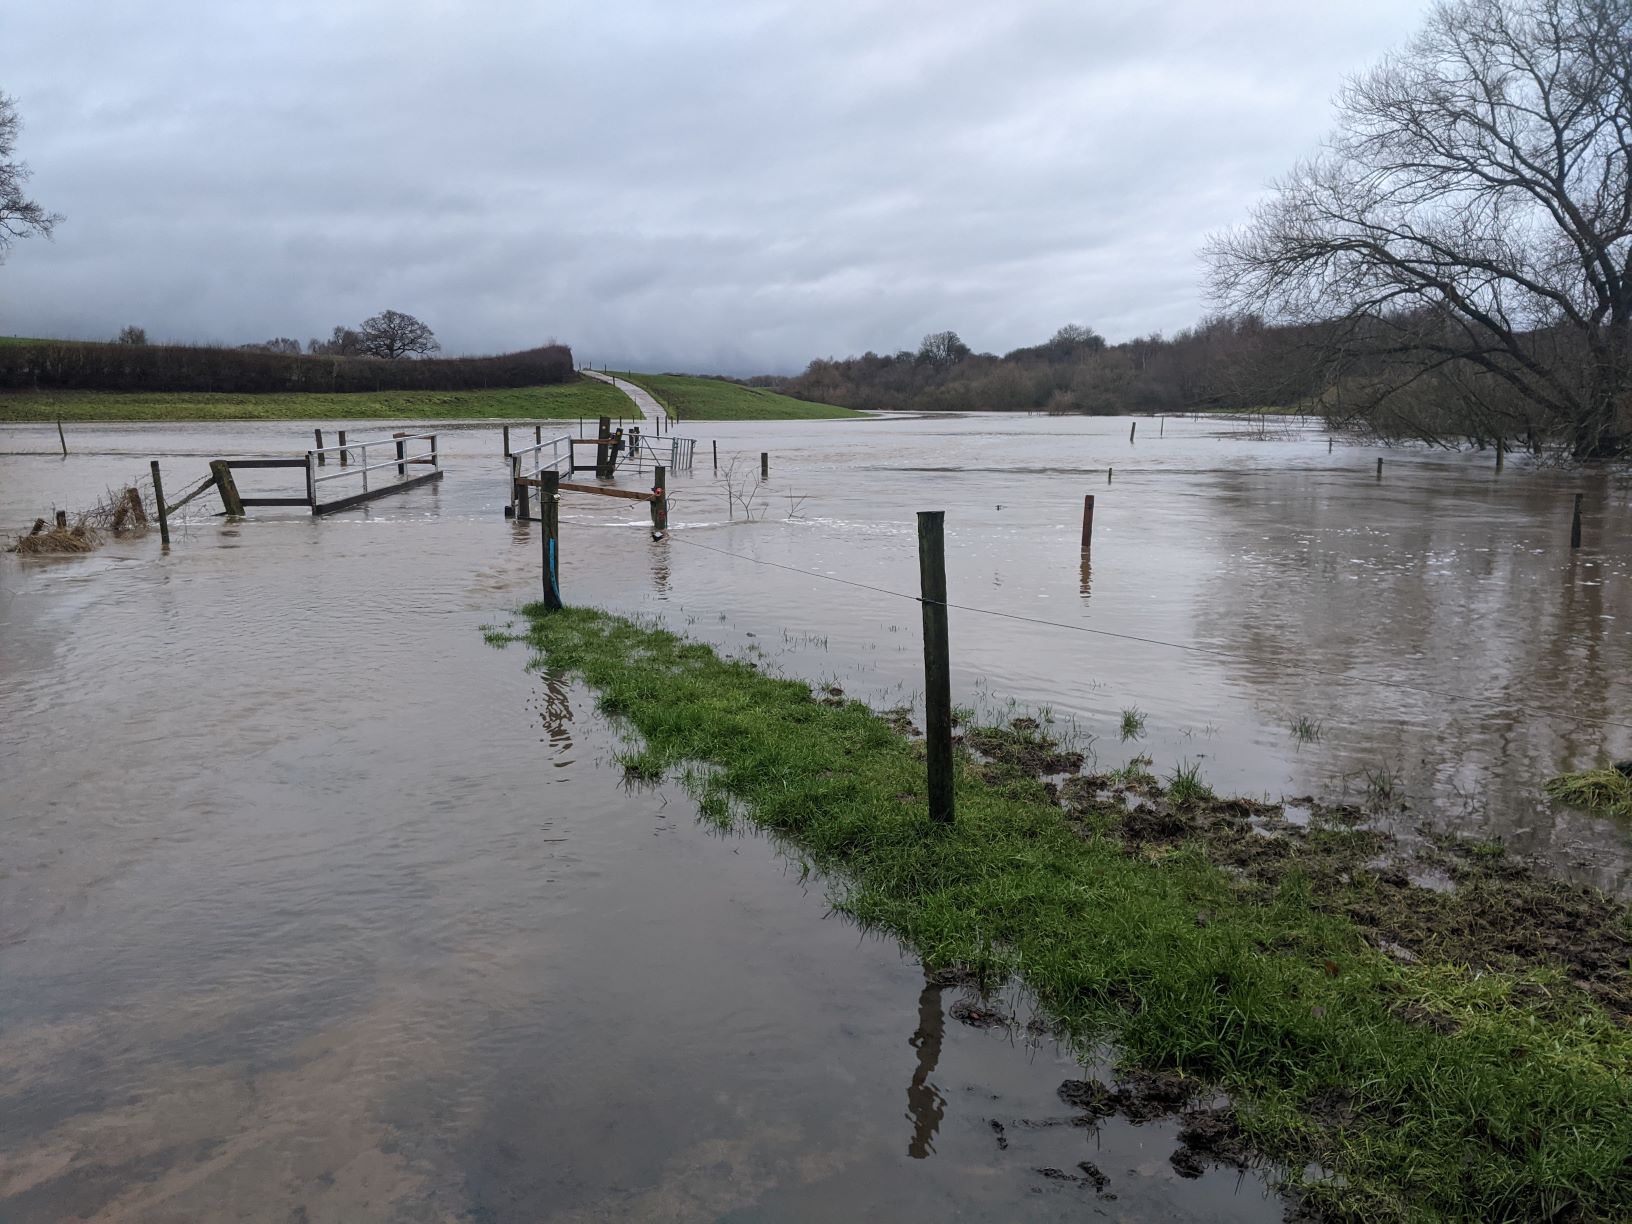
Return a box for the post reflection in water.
[1079,556,1092,603]
[905,969,947,1160]
[650,536,671,597]
[538,668,575,757]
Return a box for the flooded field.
[2,412,1628,1221]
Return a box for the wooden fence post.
[542,470,563,611]
[652,465,668,532]
[595,416,612,479]
[314,429,327,466]
[150,460,170,546]
[209,460,244,516]
[503,425,511,458]
[1081,494,1094,551]
[1129,421,1136,442]
[535,424,542,444]
[1571,493,1584,549]
[338,429,348,466]
[917,510,954,826]
[1376,457,1384,480]
[393,432,408,476]
[55,509,67,529]
[760,451,769,480]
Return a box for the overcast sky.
[3,0,1429,374]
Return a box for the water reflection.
[905,969,946,1159]
[537,668,575,757]
[1079,556,1093,603]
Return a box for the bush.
[0,340,574,394]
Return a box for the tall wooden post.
[917,511,954,826]
[535,424,542,444]
[57,417,67,456]
[760,451,769,480]
[338,429,348,466]
[1081,494,1094,551]
[541,470,563,611]
[314,429,326,466]
[595,415,612,479]
[209,460,244,516]
[1495,438,1505,471]
[1571,493,1584,549]
[150,460,170,546]
[1129,421,1136,442]
[503,425,511,457]
[652,465,668,532]
[1376,457,1384,480]
[712,439,718,474]
[393,431,408,476]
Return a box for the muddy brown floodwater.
[2,412,1628,1222]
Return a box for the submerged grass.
[512,607,1632,1222]
[1547,768,1632,819]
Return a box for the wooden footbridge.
[147,416,693,541]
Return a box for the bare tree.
[0,92,60,260]
[115,325,147,346]
[1207,0,1632,458]
[916,330,971,367]
[356,310,439,360]
[308,326,362,356]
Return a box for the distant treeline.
[0,340,575,394]
[772,319,1328,417]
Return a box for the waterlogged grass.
[0,380,628,422]
[508,607,1632,1222]
[1547,769,1632,819]
[610,371,862,421]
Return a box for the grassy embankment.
[610,371,862,421]
[0,379,628,423]
[500,605,1632,1223]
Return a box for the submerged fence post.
[503,425,511,458]
[150,460,170,547]
[1130,421,1136,443]
[338,429,348,466]
[760,451,769,480]
[917,510,955,826]
[542,470,563,611]
[713,439,718,474]
[1495,438,1505,471]
[1571,493,1584,549]
[1081,494,1094,552]
[595,416,612,479]
[314,429,326,466]
[209,460,244,516]
[393,431,408,476]
[652,465,668,532]
[1376,457,1384,480]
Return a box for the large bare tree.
[357,309,439,360]
[1,91,61,260]
[1207,0,1631,458]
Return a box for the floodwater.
[1,411,1628,1222]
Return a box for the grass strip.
[0,380,628,423]
[510,606,1632,1223]
[610,371,863,420]
[1548,769,1632,820]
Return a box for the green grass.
[0,380,629,422]
[504,606,1632,1223]
[611,372,862,421]
[1119,705,1146,740]
[1547,769,1632,819]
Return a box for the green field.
[497,605,1632,1223]
[611,372,861,421]
[0,380,629,423]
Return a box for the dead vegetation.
[8,480,155,555]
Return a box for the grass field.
[0,380,628,423]
[498,605,1632,1223]
[611,372,861,421]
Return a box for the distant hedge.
[0,340,575,393]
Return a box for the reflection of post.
[905,970,946,1159]
[540,669,575,751]
[1079,557,1092,602]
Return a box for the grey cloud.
[3,0,1429,373]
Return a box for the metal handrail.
[306,433,440,505]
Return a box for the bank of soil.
[511,606,1632,1223]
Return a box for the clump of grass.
[1288,715,1323,744]
[1166,759,1214,806]
[1119,706,1146,741]
[1362,764,1401,804]
[1547,768,1632,818]
[504,606,1632,1222]
[1106,753,1158,787]
[9,520,98,554]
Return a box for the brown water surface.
[2,412,1627,1221]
